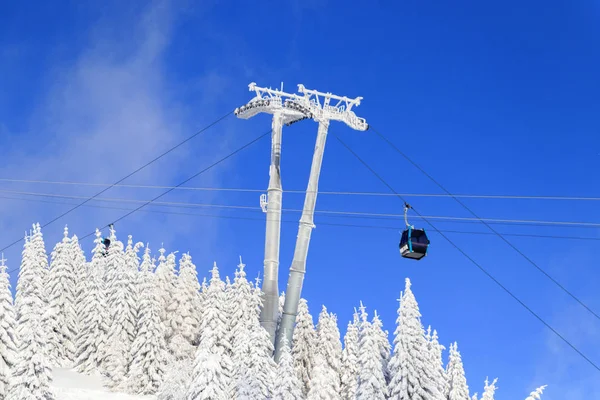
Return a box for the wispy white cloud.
[0,1,237,274]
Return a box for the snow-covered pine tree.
[46,226,78,367]
[446,342,470,400]
[10,231,55,400]
[70,234,87,330]
[252,280,277,392]
[187,263,232,400]
[355,303,387,400]
[272,336,303,400]
[104,226,125,324]
[315,305,342,393]
[481,377,498,400]
[136,245,154,320]
[103,235,143,388]
[158,334,195,400]
[307,351,341,400]
[74,229,109,374]
[525,385,547,400]
[228,257,259,395]
[340,310,360,400]
[30,224,55,365]
[172,252,201,347]
[0,255,17,398]
[155,247,178,341]
[372,310,391,384]
[293,297,317,396]
[427,327,447,396]
[126,251,168,395]
[387,278,442,400]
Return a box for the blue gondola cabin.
[399,226,430,260]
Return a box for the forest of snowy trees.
[0,222,547,399]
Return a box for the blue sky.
[1,0,599,398]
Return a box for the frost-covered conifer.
[241,282,276,398]
[340,311,359,400]
[155,247,178,341]
[446,342,470,400]
[307,351,340,400]
[228,258,258,394]
[10,231,55,400]
[0,255,17,398]
[315,305,342,393]
[172,252,201,347]
[104,227,125,322]
[427,326,447,396]
[293,298,316,396]
[372,310,391,384]
[104,236,143,387]
[387,279,442,400]
[46,226,78,367]
[136,245,154,319]
[74,229,109,374]
[187,263,232,400]
[355,303,386,400]
[481,377,498,400]
[525,385,547,400]
[272,336,303,400]
[70,234,87,334]
[126,254,168,395]
[157,344,194,400]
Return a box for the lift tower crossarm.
[234,82,311,346]
[274,85,367,361]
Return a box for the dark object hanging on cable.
[101,223,114,257]
[399,203,430,260]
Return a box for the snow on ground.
[52,368,155,400]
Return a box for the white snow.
[52,368,154,400]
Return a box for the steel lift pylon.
[274,84,368,361]
[234,83,312,345]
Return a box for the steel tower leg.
[261,112,284,346]
[274,119,329,361]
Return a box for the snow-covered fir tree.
[46,226,78,367]
[74,229,109,374]
[481,377,498,400]
[525,385,547,400]
[158,334,195,400]
[340,310,360,400]
[187,263,232,400]
[372,310,391,384]
[30,224,55,366]
[427,326,447,396]
[126,250,168,395]
[387,279,442,400]
[293,297,317,396]
[272,336,303,400]
[70,234,88,334]
[104,235,143,387]
[155,247,178,341]
[446,342,470,400]
[315,305,342,394]
[355,303,387,400]
[0,255,17,398]
[172,252,201,347]
[307,351,341,400]
[240,280,277,398]
[10,230,55,400]
[229,258,260,395]
[104,226,126,323]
